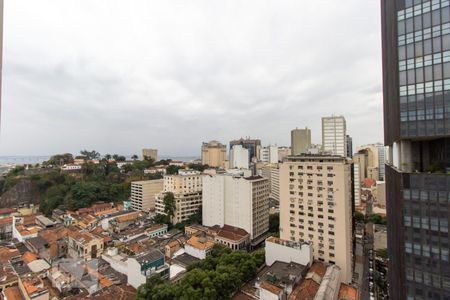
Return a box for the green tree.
[80,150,100,160]
[355,211,365,222]
[131,154,139,161]
[163,192,176,222]
[166,165,181,175]
[269,213,280,234]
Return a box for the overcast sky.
[0,0,383,157]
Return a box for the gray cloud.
[0,0,383,156]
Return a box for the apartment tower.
[155,170,202,224]
[322,116,347,157]
[230,138,261,163]
[291,127,312,155]
[201,141,227,167]
[381,0,450,298]
[130,179,164,212]
[279,155,353,283]
[229,145,249,169]
[142,149,158,161]
[202,173,270,244]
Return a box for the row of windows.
[405,242,450,261]
[404,215,449,232]
[399,23,450,46]
[400,107,450,121]
[400,79,450,95]
[397,0,449,21]
[406,268,450,290]
[399,6,450,36]
[400,51,450,70]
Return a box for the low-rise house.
[61,164,82,172]
[184,235,215,260]
[127,249,169,289]
[38,227,69,263]
[0,217,13,241]
[214,225,250,250]
[35,215,56,229]
[68,229,104,261]
[107,211,143,233]
[164,240,183,258]
[0,208,16,219]
[0,266,18,291]
[265,237,313,267]
[0,246,20,264]
[12,224,41,243]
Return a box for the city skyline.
[0,0,383,156]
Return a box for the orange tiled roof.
[22,276,46,296]
[186,235,215,251]
[338,284,358,300]
[22,251,38,264]
[260,282,283,295]
[0,216,12,225]
[4,286,23,300]
[0,247,20,264]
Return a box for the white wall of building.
[229,145,249,169]
[127,258,146,289]
[184,244,208,260]
[322,116,347,157]
[265,238,313,267]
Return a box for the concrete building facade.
[201,141,227,167]
[130,179,164,212]
[381,2,450,296]
[322,116,347,157]
[229,138,261,162]
[279,155,353,283]
[141,149,158,161]
[155,170,202,224]
[229,145,249,169]
[277,147,291,162]
[260,145,279,164]
[291,127,312,155]
[202,173,270,243]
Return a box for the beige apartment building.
[156,170,202,224]
[279,155,353,283]
[201,141,227,167]
[130,179,164,212]
[142,148,158,161]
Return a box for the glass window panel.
[423,12,432,28]
[444,62,450,78]
[425,66,434,80]
[399,46,407,60]
[424,39,433,54]
[399,20,406,35]
[416,68,424,82]
[443,34,450,50]
[443,7,450,23]
[432,9,441,26]
[401,71,408,85]
[433,37,442,52]
[414,15,423,31]
[434,64,442,79]
[415,42,423,56]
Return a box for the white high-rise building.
[229,145,249,169]
[202,172,270,243]
[322,116,347,157]
[260,145,279,164]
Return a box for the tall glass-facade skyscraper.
[381,0,450,299]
